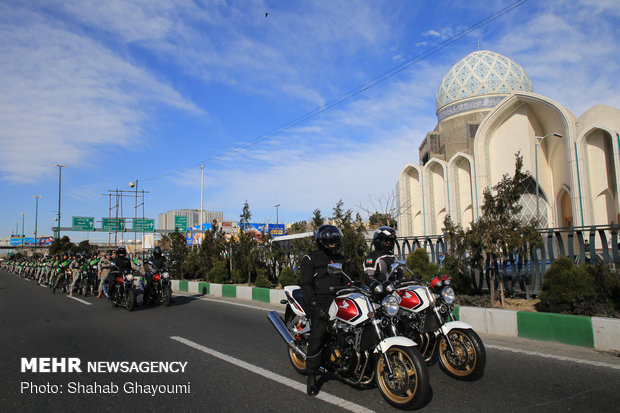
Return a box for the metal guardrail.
[393,225,620,297]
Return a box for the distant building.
[157,209,224,231]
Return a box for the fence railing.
[394,225,620,297]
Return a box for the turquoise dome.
[435,50,533,115]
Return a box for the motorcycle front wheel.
[163,287,172,306]
[126,289,136,312]
[375,345,429,410]
[438,328,486,381]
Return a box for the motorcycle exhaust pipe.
[267,311,306,359]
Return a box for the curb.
[171,280,620,352]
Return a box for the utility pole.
[200,163,205,227]
[33,196,41,251]
[54,164,66,239]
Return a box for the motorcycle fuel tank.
[329,293,368,325]
[396,286,430,312]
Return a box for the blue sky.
[1,0,619,242]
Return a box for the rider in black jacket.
[104,246,132,297]
[363,226,398,285]
[300,224,347,396]
[144,246,166,304]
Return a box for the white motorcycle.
[268,263,430,409]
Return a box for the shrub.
[254,275,272,288]
[209,260,229,284]
[182,251,202,280]
[406,248,439,282]
[231,268,245,284]
[443,255,473,295]
[278,267,299,288]
[538,257,598,315]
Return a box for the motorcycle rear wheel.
[438,328,486,381]
[284,307,308,374]
[375,345,429,410]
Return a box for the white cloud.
[0,4,202,184]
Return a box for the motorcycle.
[386,258,486,381]
[106,265,137,311]
[268,263,429,410]
[52,268,71,294]
[144,268,172,306]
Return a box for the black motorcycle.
[145,268,172,306]
[106,265,137,311]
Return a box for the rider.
[144,246,167,305]
[103,246,135,298]
[300,224,347,397]
[363,226,399,285]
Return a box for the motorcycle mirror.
[327,263,343,274]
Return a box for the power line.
[146,0,530,180]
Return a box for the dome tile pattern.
[436,50,533,112]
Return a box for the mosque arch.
[558,187,573,228]
[473,92,575,225]
[448,153,474,229]
[398,164,424,237]
[424,159,448,235]
[578,127,619,225]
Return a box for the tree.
[331,199,368,281]
[49,236,74,255]
[167,230,189,279]
[368,212,397,229]
[288,221,309,234]
[357,191,409,229]
[444,153,542,306]
[240,200,252,229]
[311,209,324,230]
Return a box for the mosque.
[396,50,620,237]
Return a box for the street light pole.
[20,212,25,250]
[200,163,205,227]
[33,196,41,251]
[275,204,280,233]
[535,133,563,227]
[54,164,66,239]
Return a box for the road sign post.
[102,218,125,232]
[133,218,155,232]
[72,216,95,231]
[174,216,188,232]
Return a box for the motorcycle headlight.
[125,274,134,281]
[162,272,169,279]
[382,294,400,317]
[441,286,455,304]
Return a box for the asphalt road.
[1,270,619,412]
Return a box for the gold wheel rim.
[288,348,306,370]
[376,348,418,404]
[439,331,476,376]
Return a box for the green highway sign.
[72,216,94,231]
[174,215,188,232]
[133,218,155,232]
[102,218,125,232]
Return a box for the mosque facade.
[397,50,620,237]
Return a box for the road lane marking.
[68,296,92,305]
[171,336,375,413]
[486,344,620,370]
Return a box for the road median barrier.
[171,280,620,352]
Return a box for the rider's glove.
[310,300,330,321]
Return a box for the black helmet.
[314,225,343,256]
[372,226,396,253]
[153,246,162,257]
[116,246,127,258]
